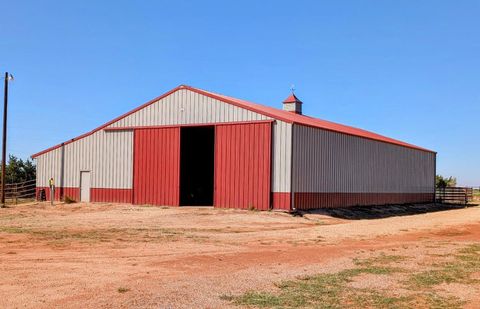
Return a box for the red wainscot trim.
[272,192,291,210]
[36,187,80,201]
[91,188,133,203]
[36,187,133,203]
[294,192,435,210]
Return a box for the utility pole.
[2,72,13,207]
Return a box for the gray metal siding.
[35,89,292,192]
[292,124,435,193]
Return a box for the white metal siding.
[36,130,133,189]
[272,121,292,192]
[292,124,435,193]
[35,89,292,192]
[108,89,268,127]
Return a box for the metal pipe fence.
[1,179,36,204]
[435,187,473,204]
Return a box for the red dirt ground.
[0,202,479,308]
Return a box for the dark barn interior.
[180,126,215,206]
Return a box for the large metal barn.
[32,85,436,210]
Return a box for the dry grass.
[0,226,184,245]
[226,244,480,308]
[1,202,480,308]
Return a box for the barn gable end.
[33,87,292,205]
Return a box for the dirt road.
[0,203,479,308]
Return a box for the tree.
[436,175,457,188]
[1,155,36,184]
[23,159,36,182]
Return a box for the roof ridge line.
[31,85,435,158]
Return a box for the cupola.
[282,93,302,114]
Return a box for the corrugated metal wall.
[292,124,435,209]
[35,130,133,189]
[133,128,180,205]
[107,88,291,193]
[35,88,292,198]
[108,89,268,127]
[34,86,434,209]
[214,123,272,210]
[271,122,292,193]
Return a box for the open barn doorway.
[180,126,215,206]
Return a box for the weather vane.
[290,84,295,94]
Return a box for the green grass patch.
[407,243,480,288]
[353,253,408,267]
[230,292,281,307]
[228,266,404,308]
[352,290,412,308]
[422,292,464,309]
[224,247,478,308]
[408,264,467,288]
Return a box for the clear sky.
[1,1,479,185]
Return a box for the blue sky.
[1,1,479,185]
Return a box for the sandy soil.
[0,202,479,308]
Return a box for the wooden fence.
[435,187,473,204]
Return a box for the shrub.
[64,196,77,204]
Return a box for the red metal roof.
[283,93,302,104]
[31,85,434,158]
[192,86,434,153]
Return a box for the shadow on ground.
[302,203,479,220]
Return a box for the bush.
[436,175,457,188]
[64,196,77,204]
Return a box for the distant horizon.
[1,1,479,186]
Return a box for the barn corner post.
[290,123,295,212]
[131,129,136,204]
[268,120,275,210]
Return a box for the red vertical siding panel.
[251,124,258,209]
[246,124,253,209]
[133,128,180,206]
[231,125,237,208]
[214,123,271,210]
[272,192,291,210]
[257,124,262,209]
[90,188,133,203]
[175,128,180,203]
[238,125,244,208]
[264,124,270,209]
